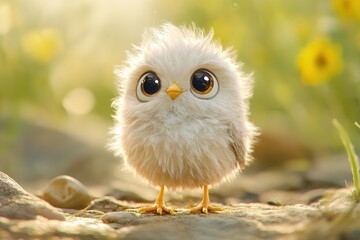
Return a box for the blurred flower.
[332,0,360,20]
[0,3,12,35]
[297,38,342,85]
[21,28,63,63]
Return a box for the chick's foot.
[138,202,174,215]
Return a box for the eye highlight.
[136,72,161,102]
[190,69,219,99]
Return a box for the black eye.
[141,72,161,95]
[190,69,219,99]
[191,70,214,94]
[136,72,161,102]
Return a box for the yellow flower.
[332,0,360,20]
[22,28,63,63]
[297,38,342,85]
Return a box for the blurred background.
[0,0,359,200]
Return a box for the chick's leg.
[138,186,174,215]
[189,185,223,214]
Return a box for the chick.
[110,23,257,214]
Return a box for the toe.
[137,206,155,213]
[208,205,224,212]
[202,207,208,214]
[137,204,174,215]
[164,206,174,214]
[189,204,223,214]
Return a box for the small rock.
[0,216,118,239]
[260,189,328,206]
[0,171,64,220]
[73,209,105,218]
[87,196,131,212]
[213,169,305,198]
[102,212,138,224]
[42,175,92,209]
[253,131,313,169]
[318,188,356,214]
[341,228,360,240]
[106,189,147,202]
[306,154,352,188]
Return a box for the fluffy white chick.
[110,23,258,214]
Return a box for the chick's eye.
[141,72,161,95]
[190,69,219,99]
[140,72,161,96]
[136,72,161,102]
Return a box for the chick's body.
[111,23,257,214]
[122,99,237,189]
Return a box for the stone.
[0,171,64,220]
[306,153,352,188]
[106,188,147,202]
[0,216,118,239]
[212,169,305,199]
[259,189,328,205]
[86,196,132,212]
[253,131,312,169]
[317,188,359,215]
[102,212,139,224]
[42,175,92,209]
[286,189,360,240]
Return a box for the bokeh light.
[0,2,12,35]
[62,88,95,116]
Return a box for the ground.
[1,171,360,240]
[1,120,360,239]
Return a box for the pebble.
[106,188,146,202]
[102,212,139,224]
[306,153,352,187]
[87,196,130,212]
[258,188,328,207]
[42,175,92,209]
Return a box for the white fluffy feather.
[110,23,258,190]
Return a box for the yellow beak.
[166,82,183,100]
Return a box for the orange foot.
[189,201,223,214]
[189,185,224,214]
[138,203,174,215]
[137,186,174,215]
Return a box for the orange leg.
[138,186,174,215]
[189,185,223,214]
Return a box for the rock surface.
[1,194,360,240]
[0,172,64,220]
[101,202,322,239]
[0,118,358,240]
[1,173,360,240]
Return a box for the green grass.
[332,119,360,201]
